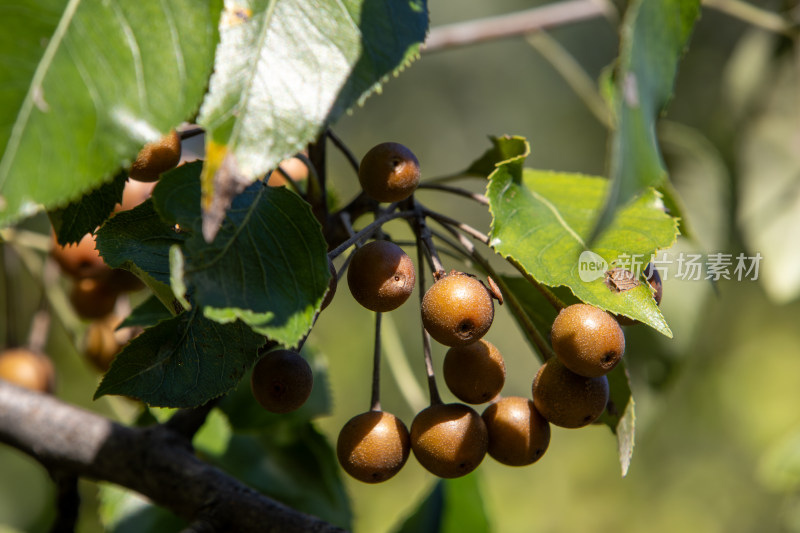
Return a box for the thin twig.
[416,183,489,205]
[424,0,614,53]
[370,313,382,412]
[422,207,490,244]
[178,127,205,141]
[417,236,442,406]
[164,399,222,442]
[703,0,796,36]
[326,129,361,175]
[412,200,445,276]
[327,210,415,260]
[271,164,305,197]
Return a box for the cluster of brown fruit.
[329,142,548,482]
[0,133,182,392]
[52,131,183,371]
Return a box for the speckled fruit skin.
[410,403,488,478]
[532,358,609,429]
[130,130,181,182]
[358,142,420,203]
[421,273,494,347]
[443,339,505,404]
[551,303,625,378]
[250,350,313,413]
[347,240,416,312]
[0,348,55,393]
[482,396,550,466]
[337,410,411,483]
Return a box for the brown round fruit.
[69,277,119,320]
[532,357,609,429]
[51,232,109,280]
[347,240,416,312]
[0,348,55,393]
[421,272,494,347]
[410,402,488,478]
[443,339,505,404]
[83,314,140,372]
[644,263,663,306]
[250,349,313,413]
[129,130,181,182]
[267,157,309,186]
[551,303,625,377]
[115,179,157,213]
[337,410,411,483]
[358,142,420,203]
[482,396,550,466]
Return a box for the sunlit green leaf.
[94,310,265,407]
[593,0,701,240]
[197,0,428,187]
[487,137,677,336]
[0,0,222,226]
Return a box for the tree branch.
[423,0,614,53]
[0,381,346,533]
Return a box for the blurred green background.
[3,1,800,532]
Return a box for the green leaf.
[94,310,265,407]
[118,295,173,329]
[95,198,186,311]
[220,345,332,430]
[462,135,530,178]
[593,0,701,240]
[49,170,127,245]
[0,0,222,226]
[216,423,351,529]
[152,164,331,347]
[197,0,428,183]
[487,137,678,337]
[595,362,635,477]
[394,474,490,533]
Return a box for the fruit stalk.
[417,236,442,406]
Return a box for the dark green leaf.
[94,310,265,408]
[394,473,490,533]
[95,198,186,310]
[49,170,127,244]
[197,0,428,184]
[119,295,173,329]
[152,166,331,347]
[593,0,701,240]
[393,481,443,533]
[216,422,351,530]
[0,0,222,226]
[220,345,332,431]
[487,137,678,336]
